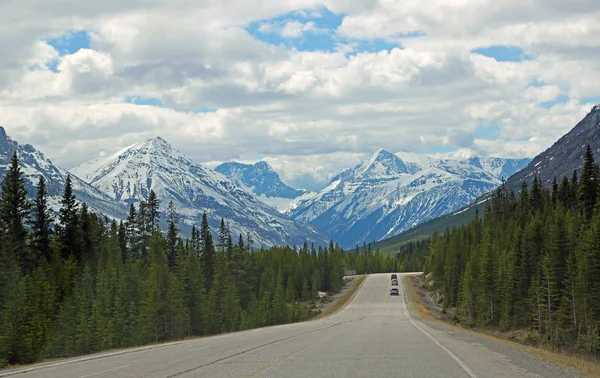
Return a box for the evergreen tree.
[57,175,81,262]
[0,152,32,273]
[166,201,179,269]
[200,212,214,288]
[118,221,127,263]
[146,190,160,234]
[579,144,597,222]
[30,176,53,263]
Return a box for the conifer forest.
[425,145,600,356]
[0,152,426,367]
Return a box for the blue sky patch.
[246,6,342,51]
[541,94,569,109]
[246,7,415,53]
[474,122,500,139]
[582,96,600,106]
[472,45,532,62]
[46,30,90,56]
[125,96,164,107]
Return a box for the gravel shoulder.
[406,273,600,378]
[314,275,364,315]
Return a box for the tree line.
[0,152,349,367]
[425,144,600,356]
[346,240,428,274]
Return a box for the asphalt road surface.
[1,274,579,378]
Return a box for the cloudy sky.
[1,0,599,191]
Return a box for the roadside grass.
[404,274,600,378]
[312,275,366,320]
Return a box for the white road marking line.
[343,275,370,310]
[401,276,479,378]
[79,364,130,378]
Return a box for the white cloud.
[0,0,599,189]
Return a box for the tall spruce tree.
[30,175,52,263]
[146,190,160,234]
[200,212,214,288]
[166,201,179,269]
[0,152,31,272]
[579,144,597,222]
[57,175,81,261]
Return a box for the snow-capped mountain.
[0,126,128,220]
[71,137,327,247]
[215,161,308,212]
[287,149,530,248]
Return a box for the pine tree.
[138,201,150,260]
[217,217,227,254]
[200,212,214,288]
[125,204,138,260]
[30,176,53,263]
[146,190,160,234]
[579,144,597,222]
[166,201,179,269]
[57,175,81,262]
[118,221,127,263]
[0,152,32,272]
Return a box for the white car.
[391,279,398,286]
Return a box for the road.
[1,274,578,378]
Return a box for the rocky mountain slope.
[0,126,127,220]
[71,137,327,247]
[506,104,600,190]
[215,161,308,212]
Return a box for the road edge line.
[401,275,479,378]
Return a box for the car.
[391,273,397,280]
[390,287,399,295]
[391,279,398,285]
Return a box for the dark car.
[390,287,399,295]
[391,273,397,280]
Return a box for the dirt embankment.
[313,275,365,318]
[406,273,600,378]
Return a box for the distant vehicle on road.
[391,279,398,285]
[391,273,397,280]
[390,287,399,295]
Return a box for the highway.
[1,274,578,378]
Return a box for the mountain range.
[70,137,326,248]
[285,150,529,248]
[0,123,535,251]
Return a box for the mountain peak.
[141,136,172,151]
[0,126,7,141]
[254,161,273,170]
[356,149,409,177]
[593,103,600,113]
[215,160,304,200]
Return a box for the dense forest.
[0,152,427,367]
[348,240,429,274]
[425,145,600,356]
